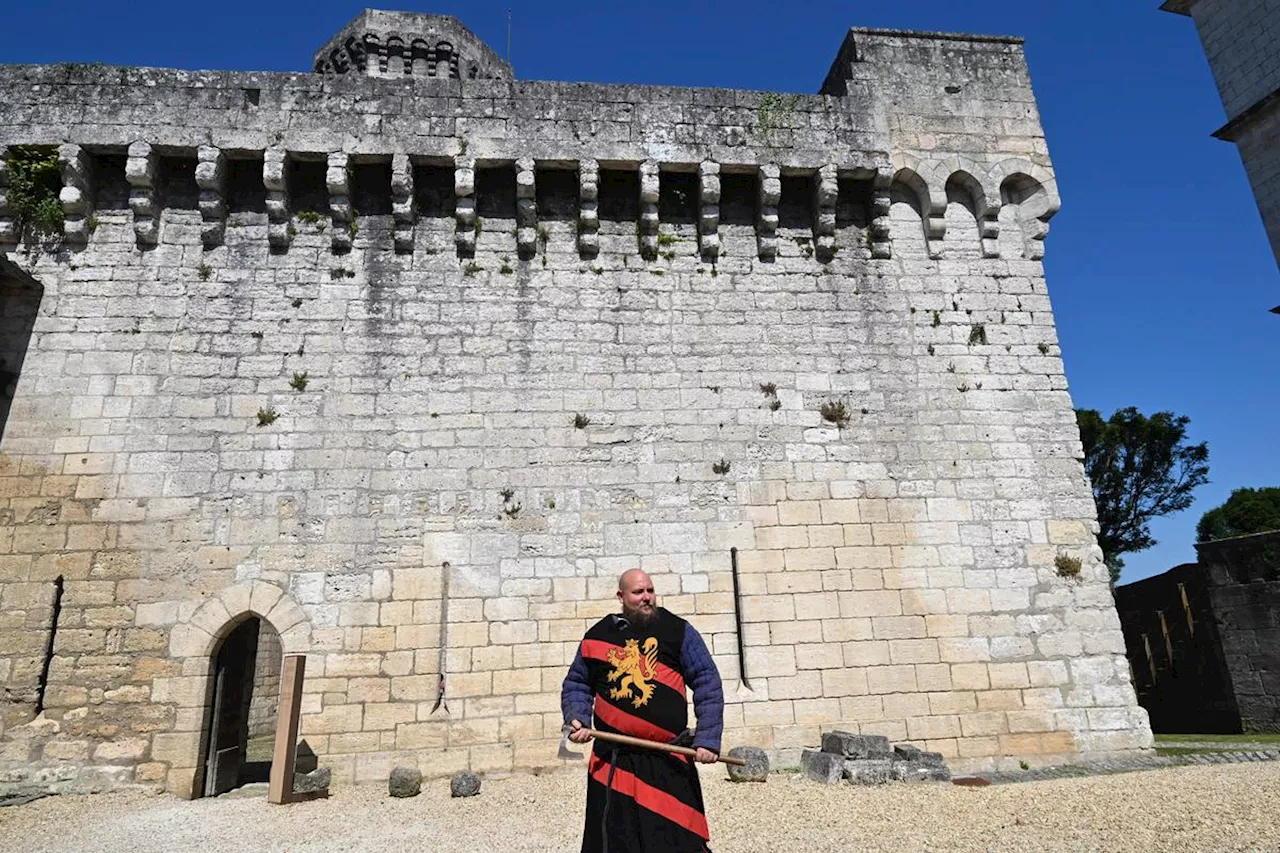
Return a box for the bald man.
[560,569,724,853]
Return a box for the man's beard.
[621,602,657,627]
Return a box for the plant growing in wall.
[820,400,850,429]
[711,458,731,475]
[573,413,591,429]
[289,372,308,391]
[256,408,278,427]
[1054,554,1082,579]
[754,92,802,146]
[8,146,63,241]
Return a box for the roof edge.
[844,26,1023,45]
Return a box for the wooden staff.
[586,728,748,766]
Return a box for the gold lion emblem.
[606,637,659,708]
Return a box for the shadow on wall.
[0,258,42,445]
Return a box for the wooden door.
[203,618,260,797]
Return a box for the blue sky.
[6,1,1277,583]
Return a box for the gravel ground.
[3,762,1279,853]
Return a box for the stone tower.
[1162,0,1280,283]
[0,12,1152,797]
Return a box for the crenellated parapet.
[313,10,511,81]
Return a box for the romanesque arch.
[163,581,311,797]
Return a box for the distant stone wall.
[1197,531,1280,732]
[248,621,282,740]
[1115,563,1239,733]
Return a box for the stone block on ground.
[821,731,891,759]
[801,749,844,784]
[450,770,481,797]
[893,744,947,769]
[293,767,330,794]
[725,746,769,782]
[388,765,422,798]
[893,762,952,783]
[843,758,894,785]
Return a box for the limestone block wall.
[1175,0,1279,122]
[1165,0,1280,266]
[0,24,1151,796]
[248,621,283,739]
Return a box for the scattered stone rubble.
[388,766,422,798]
[450,770,481,797]
[801,732,951,785]
[725,746,770,782]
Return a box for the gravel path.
[3,762,1279,853]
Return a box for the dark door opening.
[202,616,282,797]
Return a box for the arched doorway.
[201,616,282,797]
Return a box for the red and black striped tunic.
[563,608,718,853]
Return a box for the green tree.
[1076,407,1210,584]
[1196,487,1280,542]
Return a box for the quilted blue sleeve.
[560,644,594,727]
[681,624,724,753]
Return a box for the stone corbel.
[813,164,837,262]
[195,145,227,248]
[454,155,476,256]
[58,144,93,245]
[263,147,290,250]
[638,160,659,261]
[126,141,158,247]
[869,169,892,260]
[515,157,537,260]
[391,153,415,253]
[698,160,720,262]
[0,152,15,245]
[327,153,352,253]
[757,163,780,261]
[578,159,599,258]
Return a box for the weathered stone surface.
[843,758,894,785]
[388,765,421,798]
[293,767,330,794]
[800,749,843,785]
[894,744,947,769]
[725,746,769,782]
[0,11,1150,800]
[822,731,891,760]
[450,770,481,797]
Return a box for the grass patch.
[1154,733,1280,744]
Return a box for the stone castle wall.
[1197,532,1280,732]
[1164,0,1280,267]
[0,24,1151,796]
